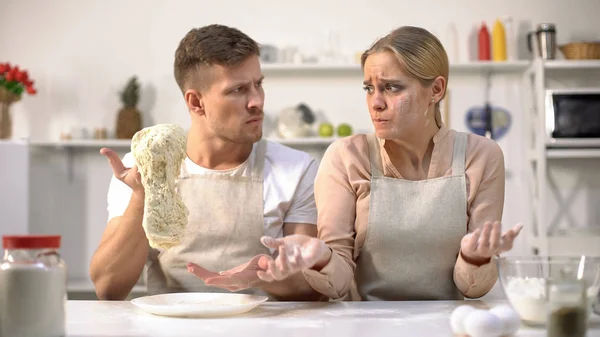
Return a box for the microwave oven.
[545,88,600,147]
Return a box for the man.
[89,24,320,301]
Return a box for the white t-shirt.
[106,140,319,239]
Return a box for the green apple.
[318,123,334,137]
[337,123,353,137]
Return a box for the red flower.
[4,71,14,81]
[15,70,28,82]
[26,86,37,95]
[0,63,10,74]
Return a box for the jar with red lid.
[0,235,67,337]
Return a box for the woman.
[299,26,523,301]
[191,26,522,301]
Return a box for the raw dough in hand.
[131,124,189,249]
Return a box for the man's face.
[198,55,265,144]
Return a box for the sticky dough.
[131,124,189,249]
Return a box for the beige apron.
[146,140,271,296]
[354,132,468,301]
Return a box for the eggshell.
[490,304,521,336]
[450,305,476,334]
[464,309,503,337]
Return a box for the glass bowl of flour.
[496,256,600,326]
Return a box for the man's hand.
[460,221,523,265]
[100,148,144,193]
[187,255,270,291]
[188,235,330,291]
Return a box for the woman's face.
[362,51,437,140]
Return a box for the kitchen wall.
[1,0,600,283]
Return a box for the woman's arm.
[454,136,506,298]
[302,138,364,300]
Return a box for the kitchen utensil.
[483,73,494,139]
[276,103,316,138]
[527,23,557,59]
[130,292,268,318]
[495,256,600,326]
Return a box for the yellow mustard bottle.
[492,19,507,61]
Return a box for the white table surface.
[66,299,600,337]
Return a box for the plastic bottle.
[444,23,459,64]
[478,22,491,61]
[502,16,516,60]
[492,19,507,61]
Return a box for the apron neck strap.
[251,139,267,178]
[366,134,384,178]
[451,132,468,175]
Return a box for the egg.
[464,309,503,337]
[450,305,476,334]
[490,304,521,336]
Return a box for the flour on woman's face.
[385,87,431,138]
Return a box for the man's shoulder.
[263,139,316,170]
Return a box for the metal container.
[528,23,557,59]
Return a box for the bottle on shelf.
[478,22,491,61]
[492,19,507,61]
[444,23,459,64]
[502,16,517,60]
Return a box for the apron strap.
[451,132,468,175]
[366,134,384,178]
[251,139,267,178]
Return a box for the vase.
[0,86,20,140]
[0,102,11,139]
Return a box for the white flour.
[0,265,66,337]
[504,277,600,324]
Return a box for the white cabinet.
[0,140,30,237]
[523,59,600,257]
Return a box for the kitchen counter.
[67,300,600,337]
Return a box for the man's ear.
[185,89,204,116]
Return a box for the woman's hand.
[460,221,523,265]
[188,234,331,290]
[256,235,331,282]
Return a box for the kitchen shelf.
[546,148,600,159]
[261,61,530,74]
[31,139,132,149]
[544,60,600,70]
[29,137,338,149]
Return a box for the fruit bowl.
[496,256,600,326]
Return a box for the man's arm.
[258,223,326,301]
[89,148,148,300]
[90,191,148,300]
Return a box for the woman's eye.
[386,84,401,92]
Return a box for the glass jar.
[0,235,67,337]
[546,279,588,337]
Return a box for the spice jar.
[546,279,588,337]
[0,235,67,337]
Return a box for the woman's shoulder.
[446,129,505,170]
[327,134,370,156]
[322,133,372,169]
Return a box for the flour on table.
[131,124,188,249]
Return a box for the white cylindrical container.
[0,235,67,337]
[444,23,460,64]
[502,16,517,60]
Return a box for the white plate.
[130,292,268,318]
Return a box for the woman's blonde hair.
[361,26,449,128]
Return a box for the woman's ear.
[185,89,205,116]
[430,76,446,104]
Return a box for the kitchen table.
[66,300,600,336]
